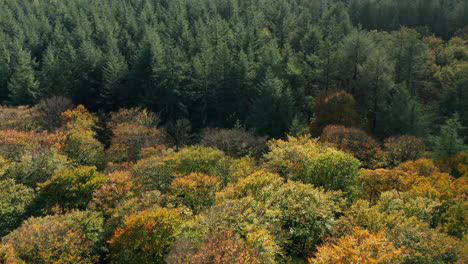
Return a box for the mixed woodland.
[0,0,467,263]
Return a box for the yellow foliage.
[308,228,404,264]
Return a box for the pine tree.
[391,28,426,96]
[247,69,295,138]
[430,113,467,157]
[7,48,41,105]
[101,45,129,110]
[357,46,395,136]
[338,29,374,93]
[384,84,430,137]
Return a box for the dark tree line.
[0,0,467,140]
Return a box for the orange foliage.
[310,90,364,136]
[106,122,166,162]
[171,173,221,213]
[0,129,64,161]
[395,158,439,177]
[321,125,383,168]
[106,108,166,163]
[309,228,404,264]
[436,152,468,178]
[108,208,182,264]
[90,170,139,216]
[0,105,42,132]
[358,169,411,202]
[168,230,262,264]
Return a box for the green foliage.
[170,173,221,214]
[265,136,361,192]
[430,113,467,157]
[246,69,295,138]
[0,210,104,264]
[339,199,464,264]
[61,105,105,167]
[0,179,35,237]
[7,48,41,105]
[36,166,106,213]
[133,145,242,192]
[383,135,426,167]
[217,171,344,258]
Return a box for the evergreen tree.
[391,28,427,96]
[430,113,467,157]
[338,29,374,93]
[247,69,295,138]
[384,84,430,137]
[101,45,129,110]
[357,47,395,136]
[7,48,41,105]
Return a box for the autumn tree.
[309,228,404,264]
[265,135,361,192]
[108,208,182,264]
[309,91,363,136]
[60,105,105,167]
[106,108,167,163]
[170,173,221,213]
[383,135,426,167]
[0,211,104,264]
[321,125,384,168]
[35,166,106,213]
[0,179,35,237]
[167,230,262,264]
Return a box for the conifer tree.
[7,48,41,105]
[247,69,295,138]
[430,113,467,157]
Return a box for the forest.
[0,0,467,263]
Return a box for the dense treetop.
[0,1,467,263]
[0,0,467,140]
